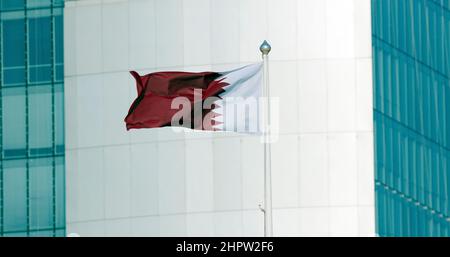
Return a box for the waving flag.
[125,63,263,134]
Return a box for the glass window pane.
[55,84,64,150]
[29,16,51,66]
[3,231,28,237]
[29,158,54,231]
[3,67,26,86]
[3,160,27,233]
[29,66,52,83]
[55,14,63,64]
[2,87,27,153]
[2,18,25,67]
[2,15,26,86]
[0,0,25,11]
[55,229,66,237]
[27,0,51,8]
[29,85,53,152]
[53,0,64,7]
[56,64,64,82]
[28,15,52,82]
[55,157,65,228]
[29,230,53,237]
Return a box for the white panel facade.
[65,0,375,236]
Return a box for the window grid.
[25,1,31,236]
[0,0,65,237]
[373,0,450,236]
[50,3,56,236]
[0,5,4,236]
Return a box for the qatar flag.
[125,63,263,134]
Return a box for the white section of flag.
[213,63,263,134]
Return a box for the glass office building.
[0,0,65,236]
[372,0,450,236]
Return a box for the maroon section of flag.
[124,70,228,130]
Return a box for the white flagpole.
[260,40,273,237]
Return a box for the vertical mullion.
[0,9,3,237]
[24,4,30,236]
[50,2,56,237]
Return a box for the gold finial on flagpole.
[260,40,272,55]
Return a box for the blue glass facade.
[372,0,450,236]
[0,0,65,236]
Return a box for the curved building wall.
[64,0,374,236]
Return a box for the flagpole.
[260,40,273,237]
